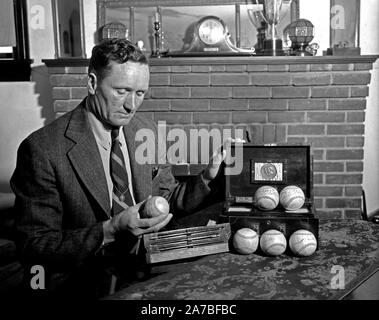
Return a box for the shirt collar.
[85,99,124,151]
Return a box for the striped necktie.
[110,128,134,216]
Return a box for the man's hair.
[88,38,148,79]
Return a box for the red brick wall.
[44,56,378,219]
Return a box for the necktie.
[110,128,134,216]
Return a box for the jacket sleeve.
[152,164,214,216]
[10,137,104,269]
[144,117,215,216]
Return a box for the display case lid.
[224,144,313,203]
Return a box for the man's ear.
[87,72,98,94]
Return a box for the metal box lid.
[224,144,313,208]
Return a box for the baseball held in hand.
[280,185,305,211]
[233,228,259,255]
[254,186,279,211]
[260,229,287,256]
[289,229,317,256]
[140,196,169,218]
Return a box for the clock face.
[174,15,252,56]
[198,18,225,45]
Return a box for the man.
[10,39,229,298]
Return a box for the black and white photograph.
[0,0,378,313]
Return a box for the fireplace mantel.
[43,55,378,219]
[43,55,379,67]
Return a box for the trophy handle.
[251,0,268,24]
[247,8,265,28]
[253,0,284,25]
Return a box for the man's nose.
[124,92,136,110]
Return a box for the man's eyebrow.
[114,86,130,90]
[114,86,148,92]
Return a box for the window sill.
[0,59,32,81]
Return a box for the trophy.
[247,6,267,55]
[254,0,284,56]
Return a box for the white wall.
[299,0,330,55]
[0,83,45,192]
[83,0,97,58]
[361,0,379,215]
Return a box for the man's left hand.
[202,137,245,184]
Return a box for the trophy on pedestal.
[247,6,267,55]
[253,0,284,56]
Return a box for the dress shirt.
[85,104,138,245]
[85,109,137,208]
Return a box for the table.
[106,219,379,300]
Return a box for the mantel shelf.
[43,55,379,68]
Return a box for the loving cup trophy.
[250,0,284,56]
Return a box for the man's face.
[89,60,149,128]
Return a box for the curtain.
[0,0,16,47]
[330,0,360,48]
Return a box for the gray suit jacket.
[10,100,211,294]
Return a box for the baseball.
[232,228,259,255]
[254,186,279,211]
[289,229,317,257]
[279,185,305,211]
[260,229,287,256]
[140,196,170,218]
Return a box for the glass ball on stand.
[284,19,316,56]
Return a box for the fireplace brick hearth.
[43,55,378,219]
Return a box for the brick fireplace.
[44,55,378,219]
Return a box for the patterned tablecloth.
[107,219,379,300]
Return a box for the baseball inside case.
[220,144,319,250]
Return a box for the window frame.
[0,0,32,81]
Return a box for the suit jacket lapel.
[123,119,152,203]
[65,102,111,219]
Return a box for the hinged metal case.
[220,144,319,249]
[143,223,231,264]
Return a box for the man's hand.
[104,197,173,238]
[202,137,245,184]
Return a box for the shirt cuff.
[102,219,116,245]
[199,171,212,193]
